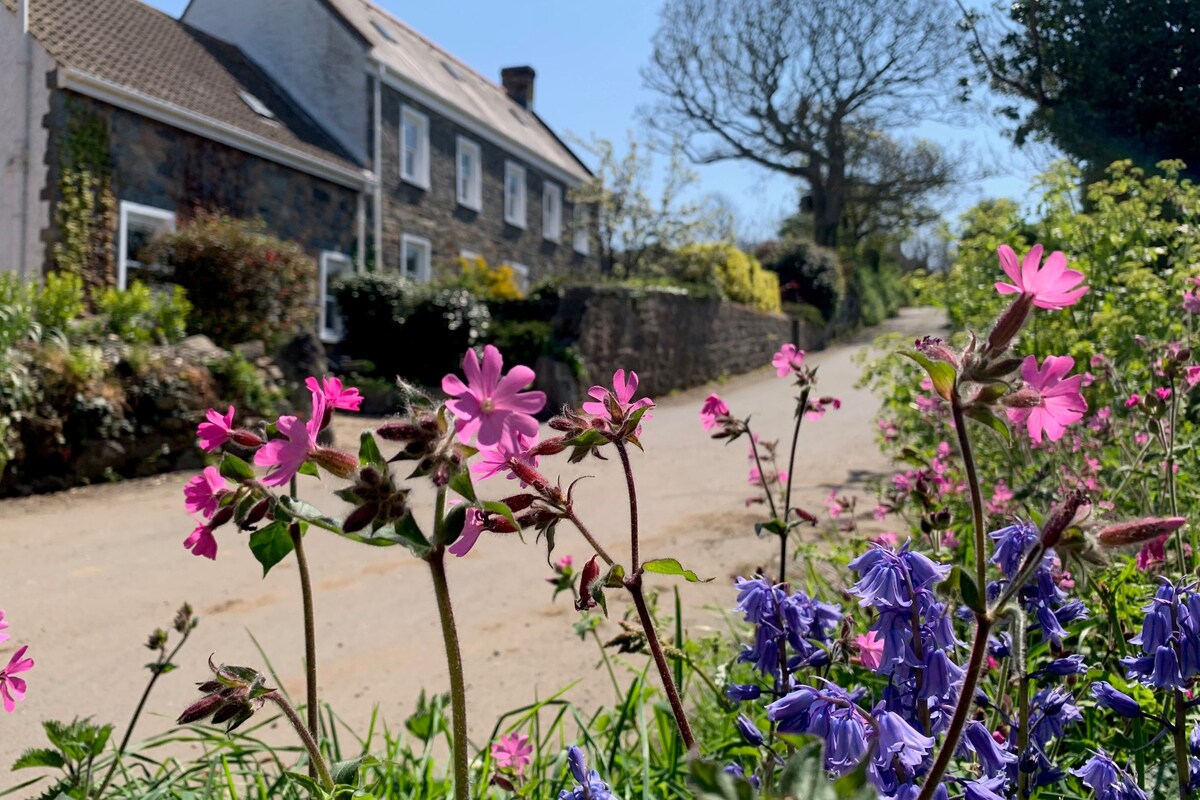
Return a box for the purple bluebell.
[1071,750,1147,800]
[848,542,950,610]
[988,632,1012,658]
[1029,686,1082,747]
[963,774,1009,800]
[990,520,1039,575]
[962,721,1016,777]
[559,746,613,800]
[868,709,934,792]
[767,682,871,776]
[725,683,761,702]
[1089,681,1142,718]
[1042,654,1088,676]
[919,649,963,702]
[733,576,843,684]
[735,713,764,747]
[723,762,760,789]
[988,524,1087,645]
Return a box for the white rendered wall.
[0,5,53,277]
[184,0,369,164]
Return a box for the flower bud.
[342,501,380,533]
[146,629,168,650]
[528,437,568,457]
[173,602,195,634]
[509,459,550,493]
[915,336,960,369]
[243,497,271,527]
[735,713,765,747]
[1040,490,1091,548]
[177,692,229,725]
[375,421,420,441]
[575,555,602,612]
[1096,516,1187,548]
[230,430,264,448]
[516,508,558,530]
[312,447,359,480]
[501,494,537,513]
[1000,386,1043,409]
[987,292,1034,355]
[209,504,235,530]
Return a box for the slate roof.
[3,0,361,174]
[322,0,592,182]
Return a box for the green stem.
[1166,382,1185,571]
[950,391,987,595]
[779,387,810,586]
[428,545,470,800]
[267,690,334,793]
[1174,689,1189,800]
[614,441,641,572]
[289,519,320,778]
[93,630,193,798]
[745,426,782,524]
[590,628,624,703]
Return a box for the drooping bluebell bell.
[731,575,842,687]
[1042,654,1089,677]
[722,762,761,789]
[869,709,935,794]
[1089,681,1142,718]
[962,774,1009,800]
[849,542,950,609]
[725,683,762,702]
[961,720,1017,778]
[735,713,764,747]
[559,746,614,800]
[1028,686,1083,748]
[1122,579,1200,689]
[767,682,871,777]
[1071,750,1147,800]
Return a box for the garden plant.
[7,184,1200,799]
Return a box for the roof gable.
[3,0,361,178]
[322,0,591,183]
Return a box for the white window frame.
[504,161,527,228]
[459,248,481,262]
[573,203,590,255]
[455,136,482,211]
[400,105,430,189]
[401,234,433,283]
[507,261,531,292]
[542,182,562,242]
[117,201,176,290]
[318,251,353,342]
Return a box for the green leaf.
[358,430,386,470]
[449,469,476,503]
[331,755,379,787]
[901,349,955,401]
[297,461,320,478]
[276,495,341,531]
[958,568,985,614]
[604,563,626,588]
[249,521,294,576]
[392,514,432,557]
[284,771,328,798]
[480,500,518,532]
[219,453,255,482]
[688,756,757,800]
[12,748,66,771]
[755,518,787,536]
[641,557,712,583]
[965,405,1013,443]
[775,738,875,799]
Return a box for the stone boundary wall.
[551,286,826,398]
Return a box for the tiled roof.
[3,0,361,175]
[323,0,592,183]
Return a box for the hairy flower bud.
[501,494,537,513]
[145,629,168,650]
[1040,490,1092,548]
[375,421,420,441]
[575,555,602,612]
[1000,386,1043,409]
[915,336,960,369]
[243,497,271,527]
[1096,516,1188,548]
[528,437,568,457]
[342,501,380,533]
[311,447,359,480]
[173,603,195,633]
[516,508,558,530]
[987,292,1034,355]
[230,430,264,448]
[209,504,234,530]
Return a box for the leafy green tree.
[961,0,1200,182]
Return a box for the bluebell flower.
[871,710,934,789]
[990,521,1039,576]
[1043,654,1089,676]
[1029,686,1082,747]
[988,632,1012,658]
[733,576,843,683]
[848,542,950,610]
[725,683,761,702]
[963,774,1008,800]
[1071,750,1147,800]
[559,746,613,800]
[919,649,963,703]
[767,682,871,776]
[735,713,764,747]
[1190,720,1200,756]
[1090,681,1142,718]
[722,762,760,789]
[962,721,1016,777]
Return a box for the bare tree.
[643,0,965,248]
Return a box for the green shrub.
[206,351,282,417]
[0,274,38,352]
[36,272,86,333]
[486,319,553,368]
[92,281,192,344]
[152,211,316,349]
[759,238,844,321]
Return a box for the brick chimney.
[501,66,535,110]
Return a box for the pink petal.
[1019,355,1040,384]
[997,245,1022,286]
[479,345,503,395]
[994,281,1023,296]
[1026,408,1046,443]
[442,373,469,397]
[1038,250,1067,285]
[1020,244,1045,290]
[493,366,537,400]
[461,348,482,389]
[475,413,507,448]
[504,391,547,415]
[1040,355,1076,385]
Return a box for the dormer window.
[400,105,430,189]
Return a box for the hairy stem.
[950,392,987,595]
[627,578,696,751]
[746,426,782,523]
[915,615,993,800]
[614,441,641,572]
[564,509,617,567]
[93,628,193,798]
[289,520,320,778]
[428,545,470,800]
[267,690,334,792]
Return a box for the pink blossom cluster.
[0,609,33,713]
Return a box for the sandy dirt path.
[0,307,944,783]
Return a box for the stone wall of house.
[374,82,597,283]
[43,91,361,270]
[551,286,825,398]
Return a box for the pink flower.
[699,393,730,430]
[1136,535,1167,571]
[1134,431,1150,447]
[1125,393,1141,408]
[583,369,654,422]
[197,406,235,453]
[941,530,960,549]
[1183,291,1200,314]
[748,466,763,486]
[994,244,1087,310]
[305,376,363,412]
[873,504,888,522]
[254,391,325,487]
[1156,387,1172,401]
[448,507,487,558]
[874,532,899,548]
[772,343,805,377]
[0,610,8,645]
[558,555,574,569]
[986,481,1014,515]
[490,732,533,775]
[443,345,545,448]
[855,631,884,671]
[823,490,843,519]
[471,433,539,485]
[1186,366,1200,387]
[1005,355,1087,443]
[183,523,218,560]
[0,645,33,712]
[183,466,228,519]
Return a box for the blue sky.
[149,0,1048,240]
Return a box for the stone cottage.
[0,0,596,340]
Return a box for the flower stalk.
[429,484,469,800]
[289,475,321,780]
[268,690,334,793]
